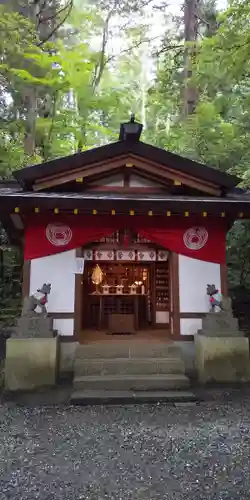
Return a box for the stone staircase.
[71,342,195,404]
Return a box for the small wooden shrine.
[1,117,250,344]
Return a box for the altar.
[89,293,148,331]
[84,260,156,332]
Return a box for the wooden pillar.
[74,248,83,342]
[220,264,228,296]
[22,259,31,297]
[171,252,181,339]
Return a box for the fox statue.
[21,283,51,317]
[206,284,223,313]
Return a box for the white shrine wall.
[129,174,161,188]
[29,249,76,336]
[89,173,124,187]
[178,255,221,336]
[28,249,221,338]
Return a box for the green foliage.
[145,0,250,287]
[0,0,155,166]
[0,229,22,326]
[227,221,250,289]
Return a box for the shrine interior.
[80,230,170,335]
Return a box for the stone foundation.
[195,335,250,383]
[174,341,196,377]
[5,338,59,391]
[59,342,78,375]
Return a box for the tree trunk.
[183,0,201,116]
[23,87,37,158]
[22,0,41,159]
[22,0,59,159]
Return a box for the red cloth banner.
[24,216,115,260]
[24,215,226,264]
[137,226,225,264]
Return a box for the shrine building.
[1,118,250,387]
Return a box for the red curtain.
[137,227,226,264]
[24,216,115,260]
[24,215,226,264]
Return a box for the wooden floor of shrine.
[79,329,172,344]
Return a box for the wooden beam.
[47,312,75,319]
[130,154,220,190]
[124,170,130,188]
[33,155,129,191]
[179,312,206,318]
[22,259,31,298]
[85,186,168,193]
[86,165,172,190]
[85,166,124,186]
[130,156,221,196]
[34,155,171,191]
[220,264,228,296]
[34,154,127,184]
[170,252,181,338]
[74,248,83,341]
[126,167,172,189]
[33,152,221,196]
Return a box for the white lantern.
[102,285,110,295]
[129,284,137,295]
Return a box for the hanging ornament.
[91,264,103,294]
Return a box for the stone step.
[74,357,185,376]
[73,374,190,392]
[71,389,198,405]
[75,343,181,360]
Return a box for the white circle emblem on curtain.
[183,227,208,250]
[46,223,73,246]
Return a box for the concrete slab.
[74,357,185,376]
[73,373,190,391]
[71,389,198,405]
[76,343,180,360]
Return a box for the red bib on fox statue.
[24,215,226,264]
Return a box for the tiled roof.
[13,140,240,189]
[0,188,249,204]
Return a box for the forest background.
[0,0,249,322]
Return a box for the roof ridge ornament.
[119,114,143,142]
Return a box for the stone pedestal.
[195,335,250,383]
[12,316,55,338]
[199,311,240,337]
[5,338,59,391]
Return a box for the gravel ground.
[1,393,250,500]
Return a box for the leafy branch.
[37,0,74,47]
